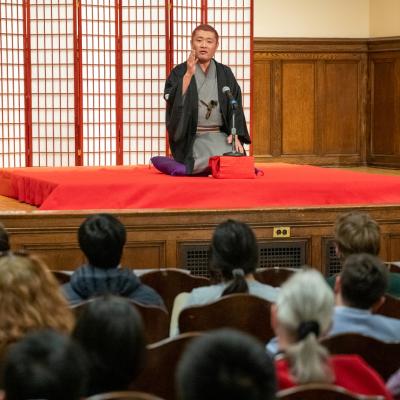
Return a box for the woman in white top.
[185,219,279,307]
[170,220,279,335]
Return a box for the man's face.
[191,30,219,63]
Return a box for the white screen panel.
[30,0,76,166]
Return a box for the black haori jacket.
[164,60,251,174]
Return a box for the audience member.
[0,253,74,351]
[0,224,10,252]
[331,253,400,340]
[72,296,146,396]
[272,269,392,399]
[387,368,400,400]
[176,328,276,400]
[334,211,380,261]
[62,213,164,307]
[184,219,279,307]
[4,330,86,400]
[328,211,400,297]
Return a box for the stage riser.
[2,206,400,276]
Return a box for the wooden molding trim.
[368,37,400,52]
[254,38,368,53]
[254,37,400,53]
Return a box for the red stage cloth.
[1,163,400,211]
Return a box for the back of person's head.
[340,253,388,310]
[209,219,258,296]
[334,212,380,261]
[0,223,10,252]
[72,296,146,396]
[4,329,86,400]
[275,269,334,384]
[0,253,74,346]
[78,213,126,269]
[177,329,276,400]
[191,24,219,41]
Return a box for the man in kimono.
[164,24,251,175]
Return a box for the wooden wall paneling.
[20,242,84,271]
[385,235,400,262]
[252,61,272,155]
[322,61,360,156]
[366,38,400,167]
[371,58,396,155]
[271,60,282,156]
[3,205,400,273]
[253,38,369,166]
[281,61,315,155]
[123,241,166,269]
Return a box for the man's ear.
[371,296,385,313]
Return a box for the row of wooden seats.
[86,385,385,400]
[134,331,400,399]
[85,332,393,400]
[53,267,297,313]
[54,266,400,319]
[69,290,400,346]
[70,294,274,344]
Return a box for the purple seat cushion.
[151,156,187,176]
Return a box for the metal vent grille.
[181,244,210,277]
[326,239,341,277]
[180,240,307,277]
[258,241,305,269]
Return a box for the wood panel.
[368,39,400,167]
[3,204,400,274]
[253,38,368,166]
[123,241,166,269]
[252,62,272,155]
[323,61,359,155]
[253,38,400,168]
[385,235,400,262]
[371,60,396,155]
[282,62,315,155]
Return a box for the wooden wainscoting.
[253,38,368,166]
[3,205,400,275]
[368,38,400,168]
[253,37,400,168]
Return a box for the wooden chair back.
[139,269,210,313]
[178,293,273,342]
[254,267,297,287]
[86,391,164,400]
[71,299,169,344]
[321,333,400,380]
[134,332,202,400]
[375,294,400,319]
[387,261,400,274]
[277,383,384,400]
[51,270,71,284]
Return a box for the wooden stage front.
[1,165,400,277]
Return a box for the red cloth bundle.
[209,155,256,179]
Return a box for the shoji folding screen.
[0,0,252,167]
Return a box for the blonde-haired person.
[273,268,392,399]
[0,252,74,351]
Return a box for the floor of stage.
[0,165,400,213]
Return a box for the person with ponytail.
[273,269,392,399]
[184,219,279,307]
